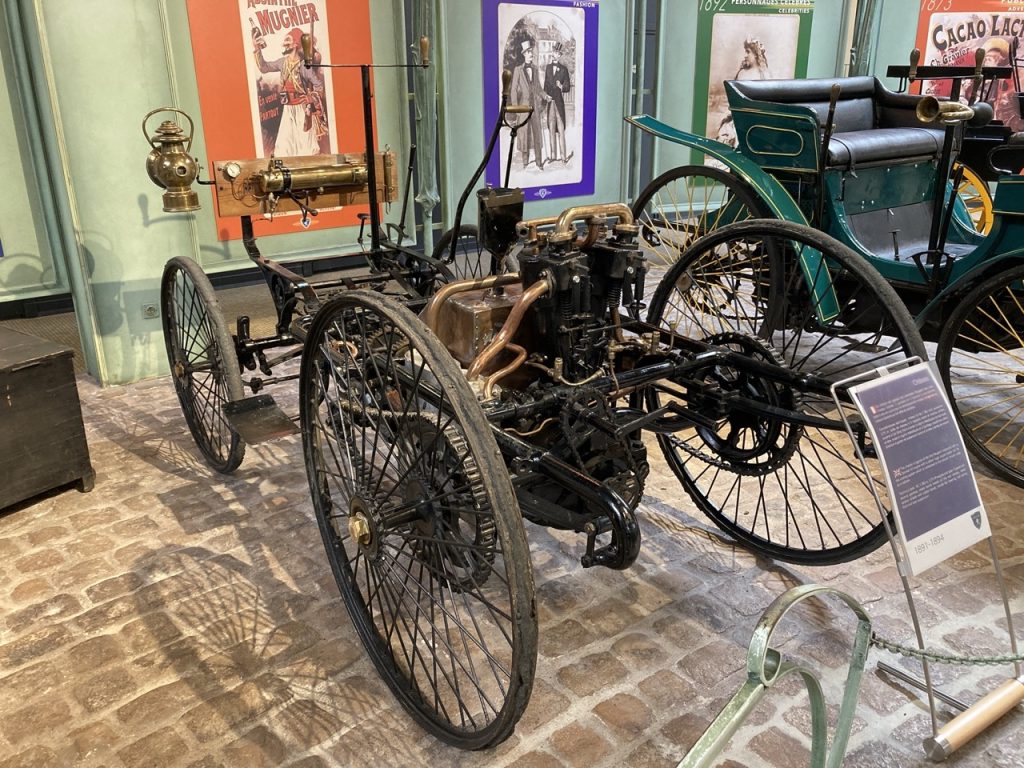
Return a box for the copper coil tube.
[482,343,527,400]
[467,277,551,380]
[422,273,521,332]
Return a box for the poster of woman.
[483,0,598,201]
[691,1,814,168]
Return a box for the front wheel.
[647,220,927,564]
[299,289,536,749]
[632,164,769,268]
[936,264,1024,486]
[161,256,245,473]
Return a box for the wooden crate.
[0,327,94,510]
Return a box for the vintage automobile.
[147,42,926,748]
[629,56,1024,488]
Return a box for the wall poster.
[913,1,1024,131]
[187,0,373,240]
[693,0,815,166]
[482,0,598,201]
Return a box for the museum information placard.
[850,363,990,575]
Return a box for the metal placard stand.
[831,357,1023,761]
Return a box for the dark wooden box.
[0,327,94,509]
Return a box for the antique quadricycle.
[146,37,926,748]
[630,52,1024,488]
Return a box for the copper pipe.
[552,203,634,241]
[422,273,520,332]
[482,343,527,399]
[468,277,550,379]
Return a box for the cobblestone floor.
[2,373,1024,768]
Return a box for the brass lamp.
[143,107,201,212]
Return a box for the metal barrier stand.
[830,357,1024,762]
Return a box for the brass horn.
[916,96,976,125]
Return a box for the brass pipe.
[256,164,369,194]
[551,203,634,242]
[518,215,559,242]
[422,273,520,332]
[468,276,551,379]
[482,343,527,400]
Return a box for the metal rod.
[876,661,968,712]
[361,64,381,254]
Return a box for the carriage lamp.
[143,108,201,213]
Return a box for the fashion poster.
[693,0,814,167]
[482,0,598,201]
[914,1,1024,131]
[187,0,372,240]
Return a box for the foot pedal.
[223,394,298,444]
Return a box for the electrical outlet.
[142,303,159,320]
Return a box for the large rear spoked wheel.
[632,164,768,269]
[936,264,1024,486]
[299,290,536,749]
[161,256,245,473]
[647,220,927,564]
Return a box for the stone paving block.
[549,721,613,767]
[623,738,681,768]
[507,751,566,768]
[610,631,668,669]
[0,623,73,668]
[593,692,652,738]
[67,633,125,671]
[0,746,60,768]
[117,726,191,768]
[6,593,81,634]
[116,679,204,728]
[68,720,117,763]
[557,652,629,698]
[222,725,287,767]
[748,725,811,767]
[72,667,138,713]
[9,576,52,604]
[0,695,71,745]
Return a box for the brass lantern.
[143,107,201,213]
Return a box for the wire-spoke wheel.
[937,264,1024,486]
[956,163,994,236]
[632,165,768,268]
[299,290,536,749]
[432,225,494,281]
[161,256,245,473]
[647,220,926,564]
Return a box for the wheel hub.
[691,332,803,474]
[348,496,376,553]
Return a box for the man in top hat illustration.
[510,37,550,170]
[544,41,572,164]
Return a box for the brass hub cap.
[348,497,374,548]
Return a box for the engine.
[425,199,652,524]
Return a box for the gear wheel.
[686,332,804,475]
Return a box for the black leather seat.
[727,76,945,169]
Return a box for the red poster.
[187,0,373,240]
[913,1,1024,130]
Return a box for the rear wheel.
[956,163,994,235]
[161,256,245,473]
[299,290,536,748]
[647,220,927,564]
[936,264,1024,486]
[432,225,493,281]
[632,165,768,268]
